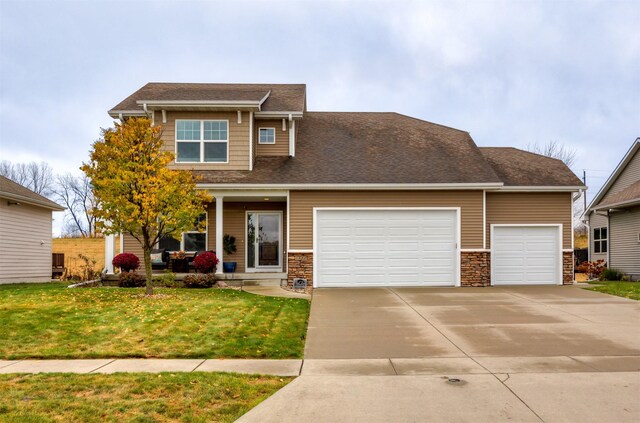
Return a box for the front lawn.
[0,372,289,422]
[0,283,309,359]
[584,281,640,301]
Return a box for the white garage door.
[315,209,458,287]
[492,226,561,285]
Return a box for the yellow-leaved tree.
[82,117,210,295]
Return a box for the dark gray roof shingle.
[110,83,306,113]
[0,175,64,210]
[479,147,584,187]
[194,112,502,185]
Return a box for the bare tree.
[526,140,577,168]
[0,160,54,197]
[52,173,97,237]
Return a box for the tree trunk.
[142,241,153,296]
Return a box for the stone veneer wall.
[563,251,574,285]
[287,251,571,288]
[460,251,491,287]
[287,252,313,288]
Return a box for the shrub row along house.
[584,138,640,280]
[105,83,584,288]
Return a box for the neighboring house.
[0,176,64,283]
[584,138,640,280]
[107,83,584,288]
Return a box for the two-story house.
[584,138,640,280]
[106,83,584,288]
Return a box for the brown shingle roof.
[0,175,64,210]
[110,83,306,113]
[595,180,640,209]
[194,112,502,185]
[479,147,584,187]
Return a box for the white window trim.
[245,210,283,273]
[593,226,608,254]
[175,119,230,164]
[258,127,276,144]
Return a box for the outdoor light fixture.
[7,201,20,206]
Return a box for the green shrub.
[600,268,624,281]
[183,274,217,289]
[118,272,145,288]
[153,272,182,288]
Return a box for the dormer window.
[258,127,276,144]
[176,120,228,163]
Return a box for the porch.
[105,190,289,282]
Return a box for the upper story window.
[258,127,276,144]
[176,120,228,163]
[593,227,607,253]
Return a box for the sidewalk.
[0,359,302,376]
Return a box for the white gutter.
[255,111,304,119]
[136,100,263,108]
[0,192,65,211]
[197,182,505,190]
[491,185,586,192]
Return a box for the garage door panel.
[493,226,559,285]
[316,209,457,287]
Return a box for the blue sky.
[1,0,638,218]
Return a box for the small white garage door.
[492,226,561,285]
[315,209,458,287]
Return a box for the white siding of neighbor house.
[609,206,640,280]
[0,198,53,283]
[588,211,608,263]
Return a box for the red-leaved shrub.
[193,252,219,274]
[112,253,140,272]
[581,260,606,280]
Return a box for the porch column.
[104,233,116,274]
[215,195,224,275]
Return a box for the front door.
[247,212,282,271]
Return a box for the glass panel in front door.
[258,214,280,267]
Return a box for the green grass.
[584,281,640,301]
[0,372,289,422]
[0,283,310,359]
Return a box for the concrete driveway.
[240,286,640,422]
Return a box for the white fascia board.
[593,198,640,211]
[492,186,586,192]
[258,91,271,109]
[108,109,146,118]
[0,192,65,211]
[137,100,262,110]
[197,182,504,190]
[584,138,639,214]
[254,111,304,119]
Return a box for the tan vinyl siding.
[609,206,640,278]
[486,192,572,249]
[289,190,483,250]
[588,211,608,262]
[255,119,289,156]
[207,201,287,273]
[0,200,53,283]
[122,233,144,259]
[601,148,640,204]
[162,111,250,171]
